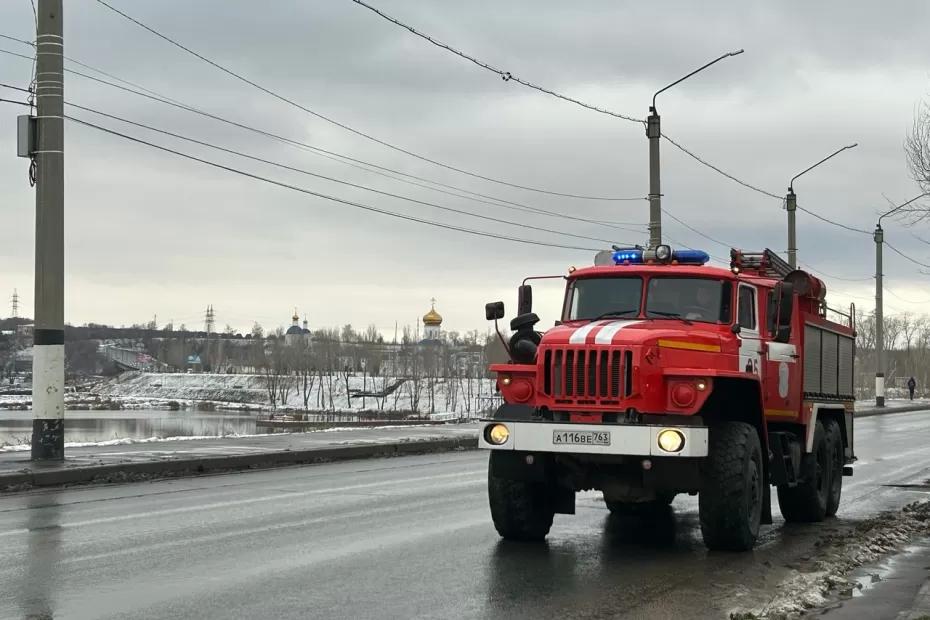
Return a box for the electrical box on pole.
[16,114,36,158]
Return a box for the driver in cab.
[684,285,718,322]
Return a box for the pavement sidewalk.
[0,424,480,491]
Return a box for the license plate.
[552,430,611,446]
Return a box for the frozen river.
[0,409,260,447]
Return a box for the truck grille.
[542,348,633,403]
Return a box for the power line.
[93,0,639,201]
[662,207,732,249]
[885,286,930,305]
[884,240,930,269]
[348,0,644,125]
[797,203,871,235]
[660,132,783,200]
[67,115,606,252]
[67,100,633,246]
[801,263,872,283]
[0,45,648,234]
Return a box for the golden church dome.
[423,301,443,326]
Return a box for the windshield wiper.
[646,310,693,325]
[590,309,638,321]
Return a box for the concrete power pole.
[786,190,797,269]
[874,224,885,408]
[646,109,661,248]
[31,0,65,461]
[873,192,930,408]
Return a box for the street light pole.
[786,143,858,269]
[647,49,743,248]
[874,223,884,407]
[874,191,930,407]
[31,0,65,461]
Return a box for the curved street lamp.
[874,191,930,406]
[786,144,858,268]
[646,49,744,248]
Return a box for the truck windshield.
[645,277,731,324]
[564,277,643,320]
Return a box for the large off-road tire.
[777,421,829,522]
[823,418,844,517]
[604,492,676,516]
[699,421,764,551]
[488,456,554,541]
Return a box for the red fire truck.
[479,246,855,550]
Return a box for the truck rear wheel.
[824,418,844,517]
[777,421,829,522]
[488,454,554,541]
[699,421,763,551]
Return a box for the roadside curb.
[0,435,479,492]
[855,404,930,418]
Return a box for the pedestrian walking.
[907,376,916,400]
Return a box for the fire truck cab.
[480,246,855,551]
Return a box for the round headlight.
[486,424,510,445]
[657,429,685,453]
[655,244,672,261]
[500,375,512,386]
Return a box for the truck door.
[763,289,800,418]
[737,284,762,377]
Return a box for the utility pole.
[874,191,930,407]
[647,49,743,248]
[874,224,885,407]
[31,0,65,461]
[786,190,797,269]
[646,110,661,248]
[786,143,857,269]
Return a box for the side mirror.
[485,301,505,321]
[517,285,533,315]
[772,282,794,343]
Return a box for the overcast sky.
[1,0,929,336]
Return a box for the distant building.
[422,300,442,343]
[284,311,312,348]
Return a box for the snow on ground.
[0,432,280,453]
[729,501,930,619]
[854,397,930,410]
[92,372,499,414]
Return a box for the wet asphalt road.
[2,410,930,620]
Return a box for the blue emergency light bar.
[611,247,710,266]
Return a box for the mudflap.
[761,483,773,525]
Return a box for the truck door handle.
[788,354,799,359]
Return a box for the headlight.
[485,424,510,445]
[500,375,512,386]
[657,428,685,453]
[655,244,672,261]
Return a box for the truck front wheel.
[488,454,554,541]
[777,421,829,522]
[699,421,763,551]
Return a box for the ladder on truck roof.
[730,248,793,279]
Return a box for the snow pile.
[730,500,930,619]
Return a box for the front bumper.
[478,421,708,457]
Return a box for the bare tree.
[906,101,930,219]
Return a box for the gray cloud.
[1,0,929,333]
